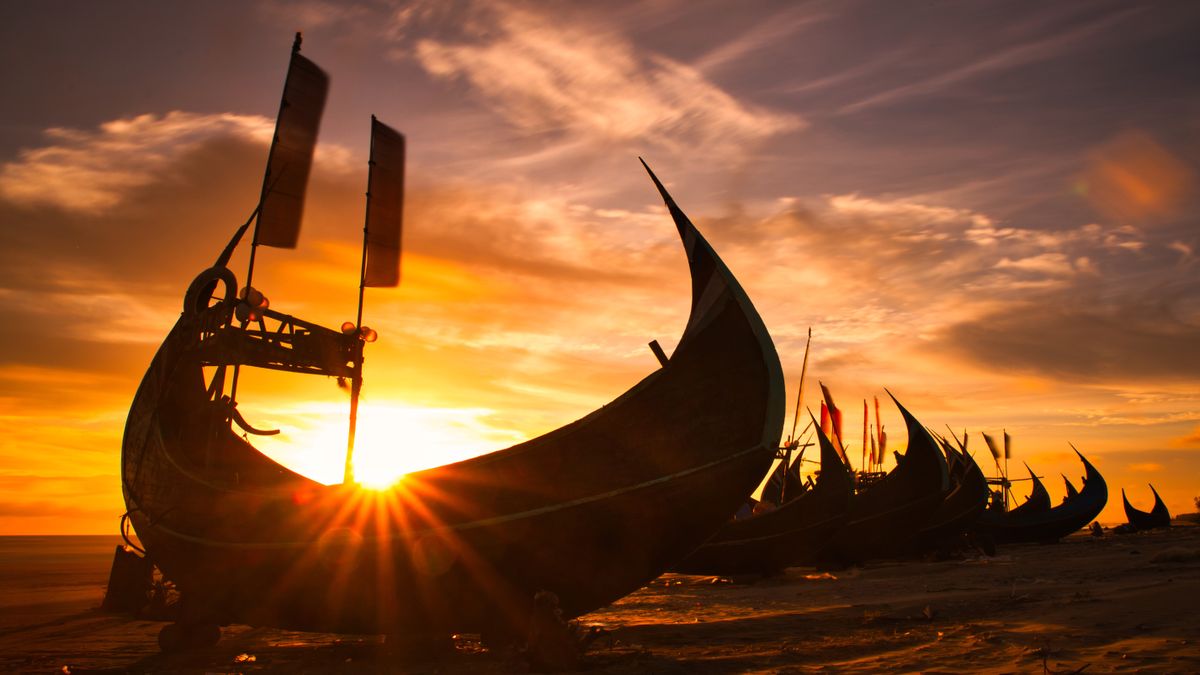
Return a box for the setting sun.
[250,401,525,489]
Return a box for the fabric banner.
[257,51,329,249]
[363,118,404,287]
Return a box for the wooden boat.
[1005,464,1051,517]
[1062,475,1079,500]
[121,154,785,644]
[816,395,949,565]
[1122,484,1171,530]
[971,449,1107,544]
[671,418,853,575]
[913,441,989,552]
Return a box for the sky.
[1,0,1198,534]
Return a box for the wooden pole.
[343,115,376,485]
[231,33,303,406]
[788,327,812,443]
[861,398,867,472]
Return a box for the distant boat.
[671,414,853,576]
[1122,484,1171,530]
[913,439,989,553]
[1062,474,1080,500]
[120,36,784,650]
[815,395,949,566]
[972,449,1107,544]
[1005,464,1052,518]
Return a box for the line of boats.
[673,397,1112,575]
[109,36,1173,653]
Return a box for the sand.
[2,525,1197,674]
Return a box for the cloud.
[1173,426,1200,448]
[1127,462,1163,472]
[994,253,1076,277]
[839,6,1139,113]
[0,500,111,518]
[692,7,829,74]
[0,474,119,526]
[934,301,1200,383]
[408,2,802,151]
[0,112,275,212]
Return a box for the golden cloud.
[1171,426,1200,448]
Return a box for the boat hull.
[913,446,989,552]
[972,452,1107,544]
[122,167,785,635]
[672,424,853,576]
[817,397,949,565]
[1122,485,1171,531]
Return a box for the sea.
[0,535,124,631]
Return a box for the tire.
[183,267,238,315]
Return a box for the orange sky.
[1,1,1199,533]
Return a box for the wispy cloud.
[839,6,1139,114]
[1127,462,1163,473]
[408,2,803,151]
[692,7,828,74]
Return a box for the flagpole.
[245,32,303,298]
[231,32,304,405]
[343,116,376,485]
[861,398,867,472]
[1003,428,1009,510]
[873,396,882,472]
[788,327,812,444]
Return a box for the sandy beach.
[2,523,1197,674]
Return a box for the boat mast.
[787,327,812,444]
[343,117,376,485]
[244,32,302,295]
[1003,429,1011,510]
[230,32,327,403]
[780,327,811,504]
[343,116,405,484]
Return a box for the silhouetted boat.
[123,161,784,646]
[672,416,853,575]
[1062,474,1079,500]
[121,38,785,650]
[1005,464,1052,517]
[1122,484,1171,530]
[913,441,989,552]
[816,396,949,565]
[972,449,1107,544]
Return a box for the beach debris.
[100,545,152,614]
[234,653,256,663]
[522,590,605,672]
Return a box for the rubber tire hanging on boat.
[183,267,238,315]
